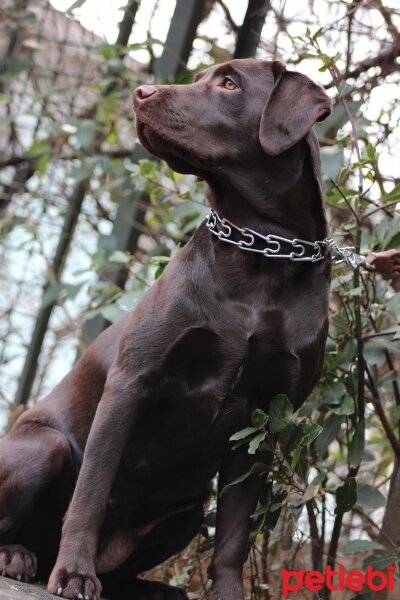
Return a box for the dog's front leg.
[48,365,138,600]
[209,447,271,600]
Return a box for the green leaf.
[325,188,357,209]
[117,290,143,311]
[320,380,347,405]
[251,504,270,518]
[109,250,129,264]
[366,143,376,160]
[364,340,387,367]
[290,484,319,508]
[248,432,267,454]
[151,255,171,279]
[294,446,309,481]
[311,26,324,40]
[299,423,323,445]
[41,284,65,308]
[329,340,356,370]
[74,119,96,149]
[356,483,386,509]
[335,477,357,514]
[368,338,400,354]
[229,426,258,441]
[27,141,51,157]
[37,153,51,175]
[315,100,363,138]
[386,232,400,251]
[319,146,344,182]
[376,214,400,250]
[331,393,355,416]
[348,423,365,468]
[341,539,385,555]
[269,394,293,433]
[281,423,323,456]
[251,409,268,428]
[315,414,345,456]
[363,555,398,571]
[387,294,400,318]
[380,184,400,204]
[151,256,171,265]
[3,56,30,78]
[170,201,201,220]
[139,159,156,176]
[99,303,126,323]
[220,462,268,495]
[41,283,81,309]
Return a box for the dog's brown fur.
[0,59,331,600]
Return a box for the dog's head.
[133,59,332,178]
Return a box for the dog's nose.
[135,85,158,102]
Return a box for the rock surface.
[0,577,58,600]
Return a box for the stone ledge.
[0,577,59,600]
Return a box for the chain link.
[323,238,374,271]
[206,210,374,270]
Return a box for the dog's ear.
[260,61,332,156]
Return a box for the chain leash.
[323,239,374,271]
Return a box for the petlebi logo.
[281,564,396,596]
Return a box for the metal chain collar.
[206,209,374,270]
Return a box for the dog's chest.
[229,307,297,399]
[114,304,297,506]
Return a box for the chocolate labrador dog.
[0,59,332,599]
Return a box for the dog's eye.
[221,76,238,90]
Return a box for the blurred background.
[0,1,399,598]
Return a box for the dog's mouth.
[135,112,201,175]
[136,119,151,149]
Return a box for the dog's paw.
[48,566,102,600]
[0,544,37,582]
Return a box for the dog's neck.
[205,141,327,242]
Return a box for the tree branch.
[325,45,400,89]
[365,363,400,458]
